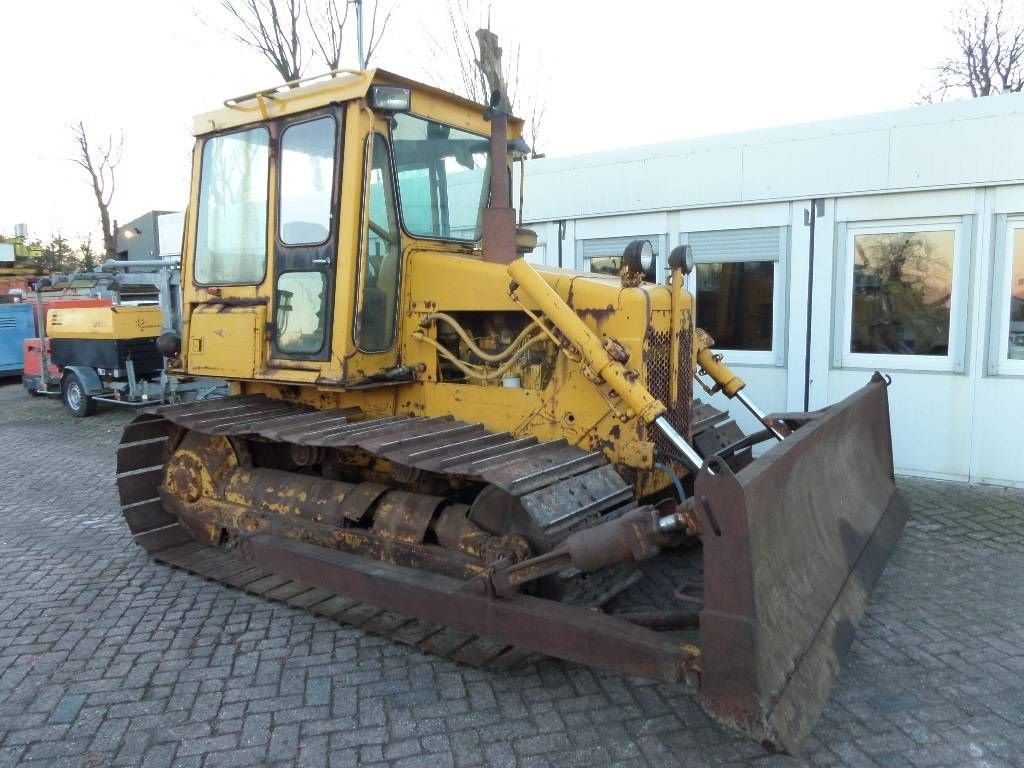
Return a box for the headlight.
[157,331,182,357]
[369,85,411,112]
[622,239,654,273]
[668,244,694,275]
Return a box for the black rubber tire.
[62,373,97,417]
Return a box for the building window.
[992,220,1024,374]
[850,230,954,356]
[684,226,787,361]
[695,262,774,351]
[1010,229,1024,362]
[579,236,660,283]
[838,220,967,372]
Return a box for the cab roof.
[192,68,525,136]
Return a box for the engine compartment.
[425,310,559,389]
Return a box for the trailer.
[22,259,224,415]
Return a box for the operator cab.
[180,70,523,382]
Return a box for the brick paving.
[1,379,1023,768]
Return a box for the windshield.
[391,113,489,241]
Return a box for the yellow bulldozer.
[116,69,908,753]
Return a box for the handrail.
[223,68,365,109]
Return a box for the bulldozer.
[116,69,908,753]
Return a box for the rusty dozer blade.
[693,372,909,753]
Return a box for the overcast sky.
[0,0,962,247]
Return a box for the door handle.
[312,258,331,266]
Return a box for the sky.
[0,0,963,248]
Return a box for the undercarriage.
[117,376,907,754]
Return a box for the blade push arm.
[694,329,785,440]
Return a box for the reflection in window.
[391,113,489,241]
[851,231,954,356]
[275,272,327,354]
[695,262,774,351]
[1010,229,1024,361]
[358,134,402,352]
[279,116,336,245]
[195,127,269,284]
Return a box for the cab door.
[269,108,343,364]
[350,123,404,374]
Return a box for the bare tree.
[362,0,395,67]
[426,1,548,156]
[926,0,1024,100]
[71,122,122,259]
[307,0,349,71]
[221,0,306,83]
[216,0,396,82]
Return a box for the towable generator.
[24,302,163,415]
[117,70,907,753]
[24,261,224,414]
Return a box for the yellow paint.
[509,257,664,424]
[669,265,684,404]
[175,68,707,498]
[193,69,520,137]
[188,306,262,378]
[695,330,746,398]
[46,305,162,341]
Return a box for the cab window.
[275,271,327,354]
[391,113,489,241]
[194,127,269,284]
[357,133,402,352]
[278,116,336,245]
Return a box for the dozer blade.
[693,372,909,753]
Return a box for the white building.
[520,94,1024,487]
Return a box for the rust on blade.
[695,373,908,753]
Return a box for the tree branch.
[364,0,396,67]
[927,0,1024,100]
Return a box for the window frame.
[193,124,272,287]
[276,113,338,248]
[680,226,789,367]
[833,217,971,373]
[390,111,491,245]
[990,215,1024,376]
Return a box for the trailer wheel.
[62,373,96,417]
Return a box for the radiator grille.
[0,317,16,329]
[644,316,693,454]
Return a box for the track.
[117,395,749,670]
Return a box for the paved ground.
[1,379,1023,768]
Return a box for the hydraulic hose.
[653,458,687,502]
[414,331,549,382]
[423,312,541,363]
